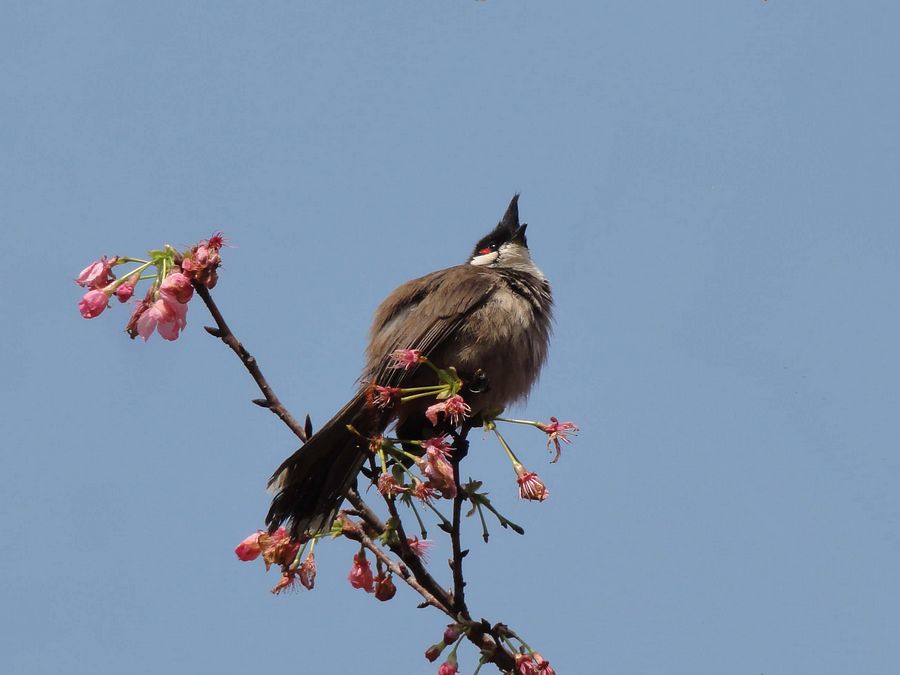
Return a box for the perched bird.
[267,195,553,537]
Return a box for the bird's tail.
[266,392,374,538]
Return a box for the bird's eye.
[478,246,493,255]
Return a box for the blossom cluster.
[348,549,397,601]
[234,527,316,595]
[75,233,225,341]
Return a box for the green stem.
[407,498,428,539]
[492,427,521,466]
[108,260,155,290]
[475,501,490,543]
[400,389,448,403]
[384,445,420,465]
[290,539,309,570]
[398,385,446,394]
[421,497,452,527]
[493,416,541,428]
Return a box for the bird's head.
[469,194,532,268]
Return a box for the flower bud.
[437,654,458,675]
[443,624,461,644]
[234,531,263,561]
[374,572,397,601]
[79,289,110,318]
[424,642,445,663]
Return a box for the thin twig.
[192,282,307,443]
[450,425,472,615]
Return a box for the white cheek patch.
[470,251,499,266]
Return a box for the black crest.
[472,194,527,256]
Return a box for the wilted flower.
[348,551,374,592]
[258,528,300,570]
[513,462,549,502]
[181,232,225,289]
[538,416,579,463]
[125,291,153,339]
[425,395,471,427]
[377,473,407,498]
[78,288,111,319]
[388,348,422,370]
[271,570,299,595]
[234,531,263,561]
[411,479,439,504]
[298,552,317,590]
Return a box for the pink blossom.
[234,531,263,561]
[407,536,434,561]
[348,551,374,592]
[75,256,117,289]
[298,552,316,590]
[388,348,423,370]
[159,271,194,304]
[79,289,111,318]
[533,653,556,675]
[515,653,555,675]
[416,445,457,499]
[514,462,549,502]
[425,395,471,427]
[538,416,579,463]
[369,385,401,409]
[135,295,188,341]
[515,654,538,675]
[420,436,453,456]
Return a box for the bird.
[266,195,553,538]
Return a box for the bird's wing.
[366,264,498,387]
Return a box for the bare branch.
[192,281,308,443]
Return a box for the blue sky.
[3,2,899,673]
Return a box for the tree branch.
[195,285,521,673]
[192,281,308,443]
